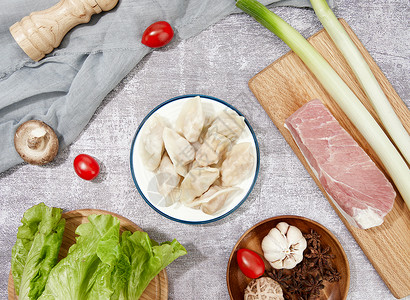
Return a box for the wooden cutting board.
[248,19,410,299]
[8,209,168,300]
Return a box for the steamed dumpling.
[206,109,245,142]
[156,153,181,199]
[197,102,216,143]
[179,167,219,205]
[201,186,240,215]
[139,114,166,171]
[164,187,182,207]
[175,96,205,143]
[196,132,231,167]
[163,127,195,176]
[221,142,254,186]
[184,185,240,214]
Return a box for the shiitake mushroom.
[14,120,59,165]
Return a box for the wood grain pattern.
[8,209,168,300]
[248,19,410,299]
[226,216,350,300]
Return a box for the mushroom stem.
[27,133,49,150]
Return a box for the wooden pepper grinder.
[9,0,119,61]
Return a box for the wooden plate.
[226,216,350,300]
[8,209,168,300]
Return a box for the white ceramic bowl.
[130,94,260,224]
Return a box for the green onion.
[310,0,410,165]
[236,0,410,206]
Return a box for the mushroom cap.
[14,120,59,165]
[244,277,284,300]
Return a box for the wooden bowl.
[8,209,168,300]
[226,216,350,299]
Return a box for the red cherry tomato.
[141,21,174,48]
[236,248,265,279]
[73,154,100,181]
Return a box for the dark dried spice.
[267,268,291,287]
[303,229,321,249]
[298,293,320,300]
[305,246,335,274]
[291,270,304,282]
[284,294,293,300]
[302,274,325,295]
[324,267,341,282]
[297,293,310,300]
[310,287,323,297]
[293,259,310,280]
[265,228,340,300]
[287,279,304,295]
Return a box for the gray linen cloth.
[0,0,332,173]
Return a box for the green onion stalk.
[310,0,410,165]
[236,0,410,206]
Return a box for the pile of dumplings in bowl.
[132,95,259,223]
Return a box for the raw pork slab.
[285,99,395,229]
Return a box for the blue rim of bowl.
[130,94,260,224]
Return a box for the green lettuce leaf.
[119,231,187,299]
[109,253,131,300]
[39,214,122,300]
[11,202,65,300]
[19,212,187,300]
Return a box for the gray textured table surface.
[1,1,409,299]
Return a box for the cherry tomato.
[236,248,265,279]
[73,154,100,181]
[141,21,174,48]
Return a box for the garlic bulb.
[261,222,307,269]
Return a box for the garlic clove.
[261,229,287,262]
[294,238,307,253]
[282,257,298,269]
[263,250,286,263]
[286,226,305,245]
[276,222,291,235]
[271,260,286,269]
[294,253,304,264]
[263,228,288,250]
